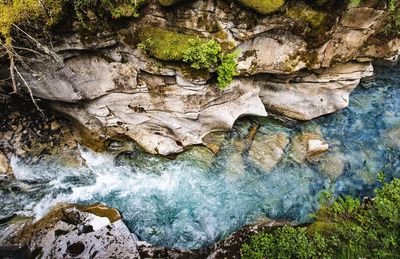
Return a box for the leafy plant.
[389,0,396,11]
[183,39,221,70]
[216,52,238,90]
[242,226,334,259]
[73,0,147,28]
[350,0,361,6]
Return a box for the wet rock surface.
[3,202,294,259]
[248,133,289,172]
[8,204,140,259]
[290,132,330,163]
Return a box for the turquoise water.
[1,65,399,249]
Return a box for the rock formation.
[8,0,400,154]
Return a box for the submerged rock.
[248,133,289,172]
[383,128,400,149]
[290,132,329,163]
[202,132,226,154]
[318,152,346,181]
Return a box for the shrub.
[216,52,238,90]
[73,0,147,28]
[183,39,221,70]
[242,226,334,259]
[241,175,400,258]
[384,0,400,36]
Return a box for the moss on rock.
[238,0,285,15]
[137,27,204,61]
[286,2,326,29]
[0,0,64,43]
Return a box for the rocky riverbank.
[1,0,396,155]
[0,97,81,171]
[0,203,292,258]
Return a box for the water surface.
[1,66,399,249]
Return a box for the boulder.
[248,133,289,172]
[383,128,400,149]
[11,204,139,259]
[290,132,329,163]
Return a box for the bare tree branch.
[14,66,45,116]
[13,24,63,66]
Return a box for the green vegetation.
[138,27,238,89]
[286,2,326,29]
[389,0,396,11]
[159,0,185,6]
[238,0,285,15]
[216,52,239,89]
[73,0,148,29]
[0,0,64,44]
[137,27,203,61]
[350,0,362,6]
[242,226,334,259]
[384,0,400,36]
[242,174,400,258]
[183,39,221,69]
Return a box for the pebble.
[51,121,61,131]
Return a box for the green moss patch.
[0,0,64,44]
[137,27,204,61]
[286,2,326,29]
[238,0,285,15]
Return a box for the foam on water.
[1,66,400,249]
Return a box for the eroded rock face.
[53,80,267,155]
[237,34,307,75]
[11,204,139,259]
[257,62,374,120]
[13,0,399,154]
